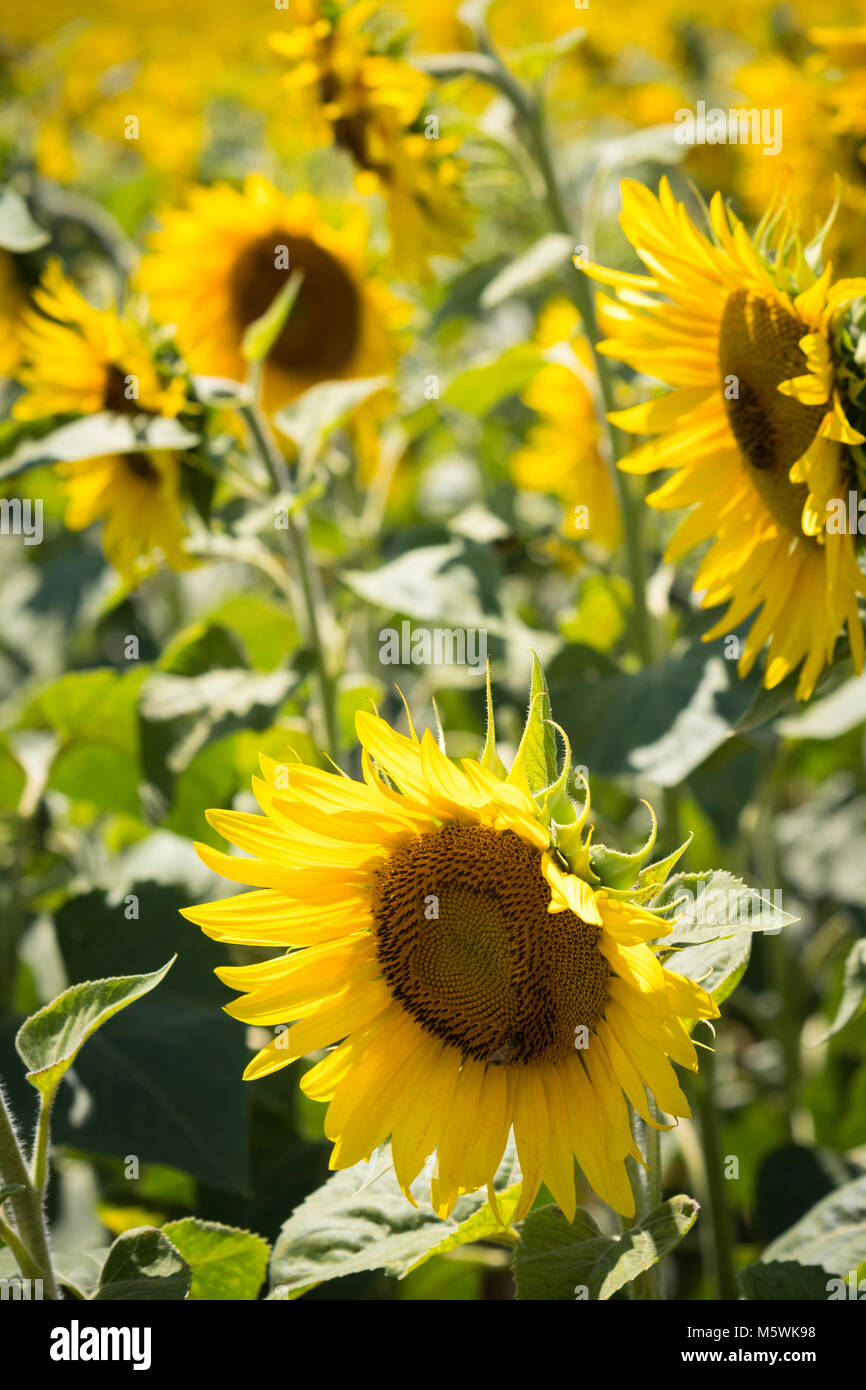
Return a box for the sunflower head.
[138,176,403,414]
[12,259,194,582]
[584,179,866,699]
[183,661,719,1222]
[269,2,472,273]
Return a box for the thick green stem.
[240,402,341,765]
[0,1090,60,1299]
[626,1104,664,1299]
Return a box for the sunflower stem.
[0,1088,60,1299]
[626,1105,664,1299]
[240,399,341,766]
[465,34,654,669]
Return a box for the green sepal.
[632,834,694,901]
[506,652,557,797]
[479,661,507,778]
[588,801,658,890]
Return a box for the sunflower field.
[2,0,866,1339]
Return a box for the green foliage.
[161,1219,270,1300]
[15,958,174,1104]
[269,1142,521,1299]
[513,1197,699,1300]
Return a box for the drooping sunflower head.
[182,667,718,1222]
[269,4,472,273]
[585,178,866,699]
[12,259,193,581]
[138,175,402,413]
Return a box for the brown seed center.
[719,289,825,535]
[370,824,610,1065]
[230,231,360,377]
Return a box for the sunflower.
[0,251,29,378]
[13,259,192,580]
[182,684,718,1221]
[513,300,621,549]
[585,178,866,700]
[269,1,471,272]
[138,175,401,415]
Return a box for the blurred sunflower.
[0,251,29,378]
[269,0,471,272]
[139,175,402,414]
[586,179,866,699]
[183,697,717,1221]
[512,300,621,549]
[13,260,192,581]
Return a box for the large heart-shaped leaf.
[514,1195,699,1300]
[269,1140,522,1299]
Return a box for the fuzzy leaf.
[269,1140,521,1299]
[15,959,175,1104]
[93,1227,191,1301]
[161,1219,270,1301]
[514,1195,699,1300]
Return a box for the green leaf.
[0,1245,109,1299]
[51,884,250,1192]
[0,1183,24,1203]
[161,1219,269,1300]
[269,1140,522,1299]
[652,870,794,945]
[273,376,389,473]
[242,269,305,364]
[480,234,575,309]
[755,1144,866,1243]
[815,939,866,1043]
[0,736,25,811]
[94,1227,191,1301]
[760,1174,866,1274]
[19,668,147,817]
[776,670,866,739]
[443,344,545,416]
[0,188,50,252]
[159,621,249,677]
[738,1260,833,1300]
[514,1195,699,1300]
[549,647,761,787]
[507,653,557,796]
[15,958,175,1104]
[138,667,296,805]
[0,414,199,483]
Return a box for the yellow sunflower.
[513,300,621,549]
[0,251,29,378]
[182,689,717,1222]
[269,1,471,273]
[138,175,401,416]
[585,178,866,700]
[13,260,192,581]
